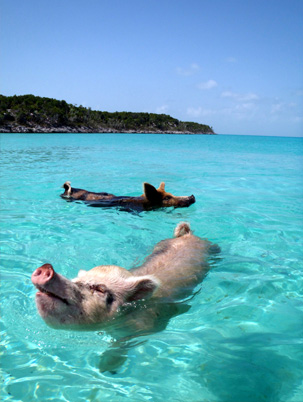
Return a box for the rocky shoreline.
[0,94,215,135]
[0,123,215,135]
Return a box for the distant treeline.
[0,94,215,134]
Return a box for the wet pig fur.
[60,181,195,210]
[32,222,219,336]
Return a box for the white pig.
[32,222,219,336]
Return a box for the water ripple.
[1,134,303,402]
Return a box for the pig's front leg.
[98,301,192,373]
[98,338,146,374]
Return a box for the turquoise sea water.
[0,133,303,402]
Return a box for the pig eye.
[89,284,106,293]
[88,284,115,306]
[163,195,172,201]
[96,284,107,293]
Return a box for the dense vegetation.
[0,94,215,134]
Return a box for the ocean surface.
[0,133,303,402]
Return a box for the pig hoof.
[99,349,128,374]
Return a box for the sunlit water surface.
[1,133,303,402]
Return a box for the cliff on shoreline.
[0,94,215,135]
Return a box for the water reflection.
[195,338,303,402]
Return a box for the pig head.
[31,263,159,330]
[138,182,196,210]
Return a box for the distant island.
[0,94,215,135]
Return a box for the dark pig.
[60,181,195,211]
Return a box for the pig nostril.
[36,269,42,276]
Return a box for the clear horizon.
[1,0,302,137]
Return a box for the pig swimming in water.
[32,222,219,371]
[32,222,219,336]
[60,181,196,211]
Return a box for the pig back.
[133,234,212,300]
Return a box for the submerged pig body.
[32,223,219,333]
[131,222,217,300]
[60,181,195,210]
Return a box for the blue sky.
[1,0,302,136]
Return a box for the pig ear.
[77,270,87,278]
[125,275,159,302]
[143,183,162,204]
[158,182,165,191]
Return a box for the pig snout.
[180,195,195,207]
[32,263,87,327]
[32,263,54,287]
